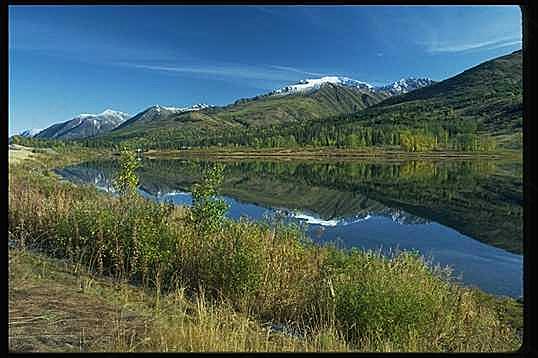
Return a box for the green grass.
[8,147,522,352]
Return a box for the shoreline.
[10,146,522,350]
[143,147,521,162]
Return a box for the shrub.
[190,163,229,234]
[113,147,140,197]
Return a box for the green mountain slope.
[199,50,522,150]
[100,84,390,143]
[368,49,522,134]
[207,84,390,128]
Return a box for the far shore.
[143,147,522,162]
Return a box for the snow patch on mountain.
[271,76,374,96]
[376,78,436,95]
[18,128,43,137]
[150,103,212,113]
[76,109,130,121]
[269,76,435,97]
[34,108,131,140]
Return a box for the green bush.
[190,163,229,234]
[322,250,443,341]
[113,148,140,197]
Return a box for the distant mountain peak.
[101,108,128,116]
[112,103,215,132]
[35,108,130,140]
[148,103,212,113]
[18,128,42,138]
[376,77,436,95]
[270,76,374,96]
[269,75,434,98]
[76,109,130,120]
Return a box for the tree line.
[11,116,497,153]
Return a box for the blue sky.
[9,5,522,135]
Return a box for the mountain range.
[20,78,434,140]
[268,76,434,97]
[33,109,130,140]
[14,50,522,149]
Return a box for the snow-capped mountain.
[146,103,212,114]
[269,76,435,97]
[35,109,130,140]
[270,76,374,96]
[376,78,436,96]
[29,76,435,141]
[188,103,213,111]
[18,128,42,138]
[113,103,214,131]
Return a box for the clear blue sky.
[9,5,522,135]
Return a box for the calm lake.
[55,157,523,298]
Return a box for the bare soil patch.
[8,251,149,352]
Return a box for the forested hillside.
[97,83,390,144]
[174,50,522,152]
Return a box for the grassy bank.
[10,248,355,352]
[8,147,522,352]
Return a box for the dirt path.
[8,250,149,352]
